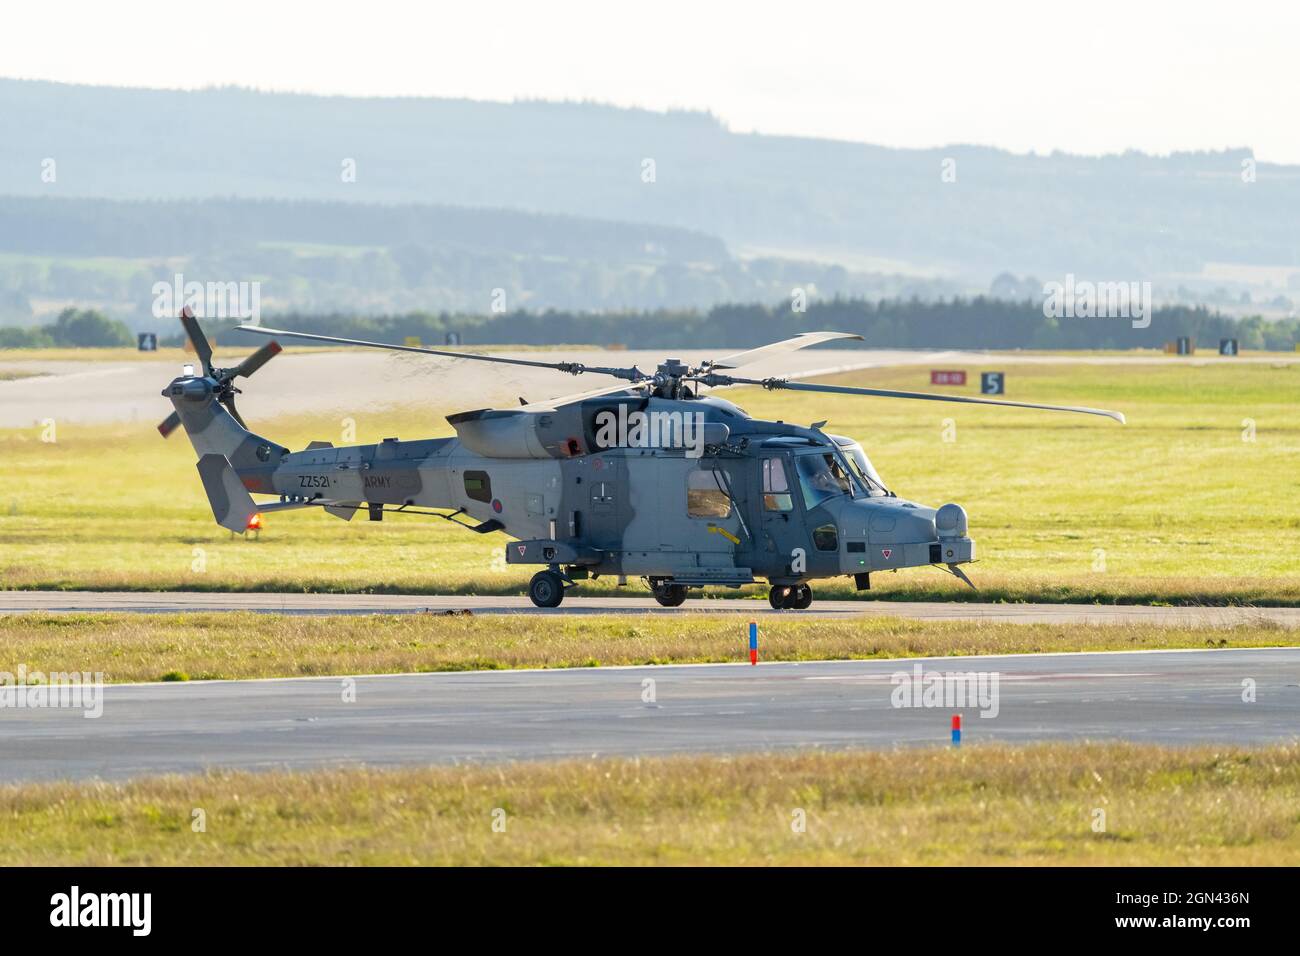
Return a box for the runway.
[2,590,1297,626]
[0,648,1294,783]
[4,345,1290,429]
[0,346,959,429]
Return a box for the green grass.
[0,612,1293,683]
[2,357,1297,603]
[0,251,167,281]
[3,743,1298,865]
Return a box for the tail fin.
[196,454,261,532]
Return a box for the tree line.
[0,308,134,348]
[204,298,1299,352]
[5,298,1297,352]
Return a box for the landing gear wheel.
[528,570,565,608]
[768,584,812,610]
[652,583,688,608]
[768,586,792,610]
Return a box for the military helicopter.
[159,309,1124,609]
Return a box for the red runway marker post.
[748,621,758,665]
[951,713,962,746]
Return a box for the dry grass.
[0,612,1293,683]
[3,743,1297,865]
[3,359,1299,603]
[0,347,188,363]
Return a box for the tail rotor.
[159,307,282,438]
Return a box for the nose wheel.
[769,583,813,610]
[528,569,566,608]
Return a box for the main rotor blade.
[231,339,282,379]
[696,374,1125,423]
[157,410,182,438]
[519,379,655,411]
[236,326,646,382]
[179,307,213,375]
[705,331,864,371]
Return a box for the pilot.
[807,457,847,496]
[827,458,851,493]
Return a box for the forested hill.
[0,196,951,320]
[0,195,725,262]
[5,79,1300,279]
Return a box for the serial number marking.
[299,475,332,488]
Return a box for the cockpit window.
[840,443,889,497]
[762,457,793,512]
[687,468,732,518]
[794,453,851,510]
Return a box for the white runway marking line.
[64,645,1300,690]
[803,672,1162,682]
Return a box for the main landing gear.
[768,583,813,610]
[528,569,566,608]
[651,582,689,608]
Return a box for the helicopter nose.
[933,503,974,565]
[935,503,968,539]
[865,506,937,543]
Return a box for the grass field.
[2,356,1298,604]
[0,612,1293,683]
[3,743,1297,865]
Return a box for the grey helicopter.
[159,309,1124,609]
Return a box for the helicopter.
[159,309,1124,609]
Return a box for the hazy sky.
[8,0,1300,162]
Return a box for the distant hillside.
[0,194,726,262]
[4,79,1300,283]
[0,196,957,325]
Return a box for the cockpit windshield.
[840,442,889,497]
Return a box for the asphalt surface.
[0,346,959,428]
[1,649,1295,782]
[2,590,1297,626]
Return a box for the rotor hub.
[652,358,694,399]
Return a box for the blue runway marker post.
[748,621,758,665]
[951,714,962,746]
